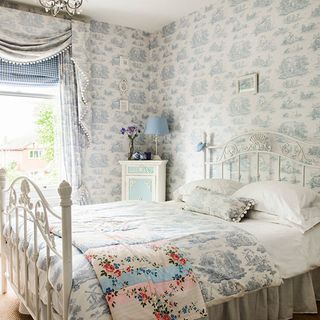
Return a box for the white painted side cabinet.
[119,160,167,202]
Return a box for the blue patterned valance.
[0,7,71,64]
[0,57,59,87]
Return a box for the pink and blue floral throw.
[85,241,207,320]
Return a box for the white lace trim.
[71,57,91,144]
[0,44,72,65]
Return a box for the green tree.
[36,105,55,162]
[5,161,22,183]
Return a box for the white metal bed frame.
[202,131,320,186]
[0,172,72,320]
[0,131,319,320]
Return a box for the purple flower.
[120,125,141,139]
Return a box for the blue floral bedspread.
[4,201,282,320]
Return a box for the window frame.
[0,89,56,100]
[29,150,43,159]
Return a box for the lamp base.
[152,154,162,160]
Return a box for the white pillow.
[233,181,320,232]
[173,179,243,202]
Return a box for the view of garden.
[0,91,60,187]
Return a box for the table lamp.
[144,116,169,160]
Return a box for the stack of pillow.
[174,179,320,232]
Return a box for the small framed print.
[120,99,129,112]
[120,56,129,68]
[237,73,258,94]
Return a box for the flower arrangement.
[120,125,141,160]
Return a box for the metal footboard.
[0,169,72,320]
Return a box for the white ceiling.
[15,0,215,32]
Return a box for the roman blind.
[0,57,59,87]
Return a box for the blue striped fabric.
[0,57,59,87]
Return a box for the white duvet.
[170,201,320,279]
[237,210,320,279]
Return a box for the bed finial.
[58,180,73,320]
[203,132,207,179]
[203,132,207,144]
[0,168,6,187]
[0,168,7,294]
[58,180,72,208]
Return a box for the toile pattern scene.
[1,0,320,202]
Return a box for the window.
[0,58,61,189]
[29,150,43,159]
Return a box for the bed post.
[203,132,207,179]
[0,169,7,294]
[58,181,72,320]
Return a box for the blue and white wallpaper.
[149,0,320,197]
[81,21,152,203]
[1,0,320,202]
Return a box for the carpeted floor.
[293,305,320,320]
[0,287,320,320]
[0,287,32,320]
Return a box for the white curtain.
[59,48,89,204]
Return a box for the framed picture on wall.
[237,73,258,94]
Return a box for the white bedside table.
[119,160,167,202]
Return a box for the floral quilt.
[4,201,282,320]
[86,242,207,320]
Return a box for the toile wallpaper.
[1,0,320,202]
[149,0,320,197]
[79,20,152,203]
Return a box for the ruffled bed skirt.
[19,268,320,319]
[206,268,320,320]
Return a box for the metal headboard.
[202,131,320,187]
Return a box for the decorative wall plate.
[119,79,129,96]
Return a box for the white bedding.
[170,201,320,279]
[227,210,320,279]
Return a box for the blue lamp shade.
[144,116,169,136]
